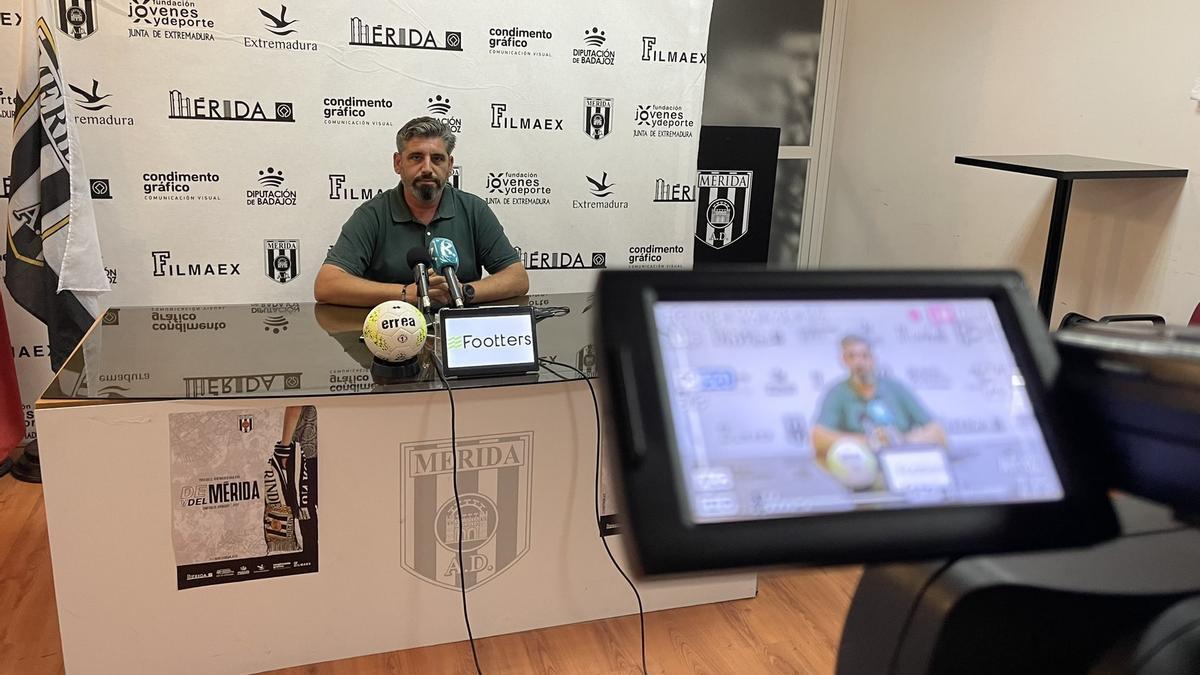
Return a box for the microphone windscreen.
[406,247,434,269]
[428,237,460,269]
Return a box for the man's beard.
[853,370,876,386]
[411,177,442,202]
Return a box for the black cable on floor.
[539,358,647,675]
[433,359,484,675]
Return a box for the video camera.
[595,270,1200,674]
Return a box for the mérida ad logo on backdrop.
[169,90,294,123]
[583,97,612,140]
[264,239,299,284]
[56,0,98,40]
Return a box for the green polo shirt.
[815,377,932,434]
[324,183,520,284]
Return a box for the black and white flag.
[6,1,109,370]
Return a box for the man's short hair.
[396,116,456,155]
[840,335,871,350]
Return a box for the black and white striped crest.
[695,170,753,249]
[584,97,613,140]
[264,239,299,283]
[401,433,533,591]
[57,0,98,40]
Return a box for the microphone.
[405,247,434,317]
[428,237,465,308]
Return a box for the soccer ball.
[826,439,880,492]
[362,301,427,362]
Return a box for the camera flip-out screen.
[597,271,1116,574]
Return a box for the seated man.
[810,335,948,467]
[314,117,529,307]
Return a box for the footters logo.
[349,17,460,51]
[485,172,550,206]
[152,251,241,277]
[169,90,294,123]
[573,26,614,65]
[517,247,607,270]
[247,167,297,206]
[143,170,221,201]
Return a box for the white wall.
[823,0,1200,326]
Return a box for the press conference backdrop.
[0,0,714,442]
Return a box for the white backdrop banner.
[2,0,713,440]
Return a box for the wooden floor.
[0,472,860,675]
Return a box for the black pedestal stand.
[370,356,421,384]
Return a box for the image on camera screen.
[653,299,1065,523]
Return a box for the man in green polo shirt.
[314,117,529,307]
[810,335,947,466]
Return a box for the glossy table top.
[42,293,598,403]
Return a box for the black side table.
[956,154,1187,324]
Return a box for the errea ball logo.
[381,316,417,331]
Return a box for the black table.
[955,155,1187,324]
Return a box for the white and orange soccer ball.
[362,301,427,362]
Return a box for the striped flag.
[6,0,110,371]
